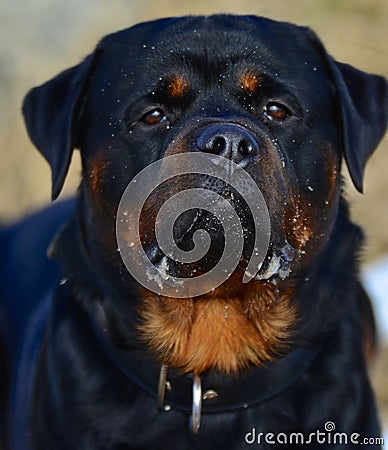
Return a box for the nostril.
[211,136,227,154]
[238,139,254,155]
[196,132,227,154]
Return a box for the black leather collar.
[88,304,321,415]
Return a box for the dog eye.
[263,103,290,121]
[141,109,168,125]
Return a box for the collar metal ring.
[191,375,202,434]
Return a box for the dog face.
[81,17,346,278]
[23,15,388,373]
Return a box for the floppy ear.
[22,55,94,200]
[327,59,388,192]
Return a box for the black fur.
[1,15,387,449]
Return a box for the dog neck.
[137,274,298,375]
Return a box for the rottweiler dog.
[1,14,387,450]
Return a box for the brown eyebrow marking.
[168,75,190,98]
[239,71,261,92]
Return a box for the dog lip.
[148,243,164,266]
[146,209,204,268]
[173,209,203,247]
[255,242,296,281]
[147,240,296,284]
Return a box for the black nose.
[196,124,259,163]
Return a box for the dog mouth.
[143,190,296,286]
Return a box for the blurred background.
[1,0,387,437]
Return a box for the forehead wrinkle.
[144,43,275,99]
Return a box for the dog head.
[23,15,388,373]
